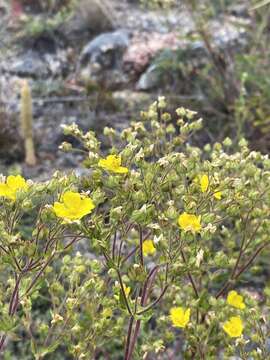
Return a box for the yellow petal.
[200,175,209,193]
[78,197,95,217]
[7,175,28,191]
[62,191,82,207]
[223,316,243,338]
[53,202,70,219]
[214,191,222,200]
[123,285,131,297]
[0,183,10,196]
[227,290,245,310]
[170,307,190,328]
[107,155,121,166]
[114,166,129,174]
[142,240,156,256]
[98,159,109,169]
[178,212,201,233]
[98,155,128,174]
[53,192,95,221]
[53,203,79,221]
[0,183,15,200]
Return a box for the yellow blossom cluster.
[223,290,245,338]
[169,290,246,338]
[200,174,222,200]
[0,175,95,222]
[0,170,246,344]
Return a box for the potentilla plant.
[1,97,270,359]
[59,97,270,359]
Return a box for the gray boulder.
[62,0,117,38]
[7,51,49,78]
[79,30,130,89]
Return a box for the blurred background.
[0,0,269,179]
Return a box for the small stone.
[8,51,49,78]
[136,63,160,91]
[265,338,270,353]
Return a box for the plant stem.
[138,225,144,267]
[116,269,133,316]
[180,249,199,299]
[124,317,134,360]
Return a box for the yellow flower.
[223,316,243,338]
[198,174,222,200]
[53,191,95,221]
[214,191,222,200]
[200,174,209,193]
[142,239,156,256]
[114,282,131,301]
[0,175,29,201]
[227,290,245,310]
[178,212,201,233]
[98,155,128,174]
[170,307,190,328]
[123,284,131,297]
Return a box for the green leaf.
[0,315,17,332]
[35,341,61,359]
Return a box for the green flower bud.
[75,265,86,274]
[59,142,73,152]
[158,96,167,109]
[103,127,116,137]
[131,204,154,225]
[161,112,171,122]
[223,137,232,147]
[110,206,123,222]
[239,138,248,147]
[71,324,81,333]
[176,107,186,117]
[166,124,176,134]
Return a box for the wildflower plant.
[1,97,270,358]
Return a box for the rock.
[79,30,130,89]
[62,0,117,38]
[3,49,70,80]
[0,105,23,163]
[7,51,49,78]
[136,63,160,91]
[228,4,249,17]
[80,30,130,66]
[210,17,248,48]
[0,0,7,16]
[30,34,58,55]
[265,338,270,353]
[135,17,249,91]
[43,50,70,77]
[18,0,43,14]
[123,32,182,75]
